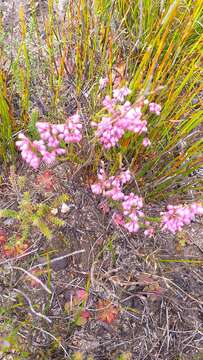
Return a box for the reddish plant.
[96,300,119,324]
[2,242,29,258]
[0,229,7,245]
[35,170,55,192]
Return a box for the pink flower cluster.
[37,114,82,144]
[91,87,161,149]
[113,86,131,102]
[16,134,46,170]
[91,168,146,233]
[16,114,82,169]
[149,102,161,115]
[161,202,203,234]
[91,168,131,201]
[91,168,203,235]
[122,193,144,233]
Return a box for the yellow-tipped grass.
[12,4,31,126]
[0,71,16,162]
[115,0,203,199]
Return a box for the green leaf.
[28,108,40,139]
[33,218,52,239]
[0,209,18,219]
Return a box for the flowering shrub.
[90,84,203,235]
[16,114,82,169]
[15,83,203,236]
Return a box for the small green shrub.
[0,192,68,245]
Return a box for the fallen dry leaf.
[143,281,165,301]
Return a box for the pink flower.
[91,169,132,201]
[161,202,203,234]
[91,183,103,194]
[91,168,147,233]
[144,227,155,238]
[16,114,83,169]
[149,102,161,115]
[113,213,125,226]
[16,133,44,169]
[113,86,131,102]
[142,137,151,147]
[122,193,143,214]
[102,96,117,112]
[124,220,140,233]
[99,77,109,90]
[92,90,160,149]
[119,170,132,184]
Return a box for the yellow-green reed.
[13,4,31,126]
[0,71,15,162]
[115,0,203,199]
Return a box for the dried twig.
[135,0,143,48]
[0,248,39,266]
[30,249,85,270]
[13,288,52,323]
[33,326,70,358]
[163,276,203,305]
[12,266,52,294]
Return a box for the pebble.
[3,218,15,226]
[51,255,69,271]
[51,208,58,215]
[61,203,70,214]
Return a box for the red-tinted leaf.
[2,246,16,257]
[2,242,29,258]
[75,310,91,326]
[35,170,55,192]
[75,289,88,302]
[0,229,7,245]
[64,289,88,313]
[96,300,119,324]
